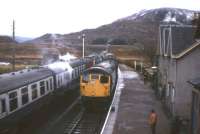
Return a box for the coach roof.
[0,68,53,94]
[84,60,116,75]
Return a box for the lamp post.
[106,43,111,53]
[151,66,158,95]
[82,34,85,58]
[12,20,15,71]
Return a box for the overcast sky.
[0,0,199,37]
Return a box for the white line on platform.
[100,67,124,134]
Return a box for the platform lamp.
[12,20,16,71]
[82,34,85,58]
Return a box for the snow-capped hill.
[27,7,199,53]
[123,9,148,20]
[25,33,65,45]
[119,8,197,24]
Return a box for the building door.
[0,94,7,119]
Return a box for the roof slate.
[171,26,196,55]
[0,68,52,94]
[159,25,196,56]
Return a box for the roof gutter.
[171,40,200,59]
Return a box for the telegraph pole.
[82,34,85,58]
[12,20,16,71]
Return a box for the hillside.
[27,8,197,59]
[0,36,16,43]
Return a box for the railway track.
[36,97,108,134]
[10,90,80,134]
[64,109,107,134]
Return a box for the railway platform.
[102,64,170,134]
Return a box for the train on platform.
[0,54,103,132]
[80,53,118,107]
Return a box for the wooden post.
[134,61,137,70]
[140,61,143,72]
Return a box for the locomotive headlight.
[104,85,107,88]
[81,85,85,90]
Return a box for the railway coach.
[0,68,54,132]
[0,54,101,132]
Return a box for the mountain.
[0,36,16,43]
[0,35,32,43]
[25,33,67,45]
[118,8,194,23]
[27,8,198,58]
[15,36,33,43]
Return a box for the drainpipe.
[174,59,177,117]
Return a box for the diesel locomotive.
[80,55,118,106]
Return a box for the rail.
[64,110,84,134]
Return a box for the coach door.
[0,94,7,119]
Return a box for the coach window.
[100,75,109,83]
[31,84,38,100]
[75,70,77,78]
[21,87,29,105]
[0,98,6,113]
[61,75,64,85]
[59,75,62,86]
[46,80,49,91]
[77,68,79,76]
[50,78,53,90]
[58,77,60,87]
[40,81,45,95]
[60,76,62,86]
[9,91,18,112]
[66,73,69,80]
[57,76,59,88]
[72,71,74,79]
[65,73,67,80]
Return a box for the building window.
[9,91,18,112]
[21,87,29,105]
[40,81,45,95]
[31,84,38,100]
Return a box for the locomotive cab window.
[9,91,18,112]
[82,74,89,83]
[91,74,99,80]
[100,75,109,83]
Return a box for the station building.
[156,24,200,131]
